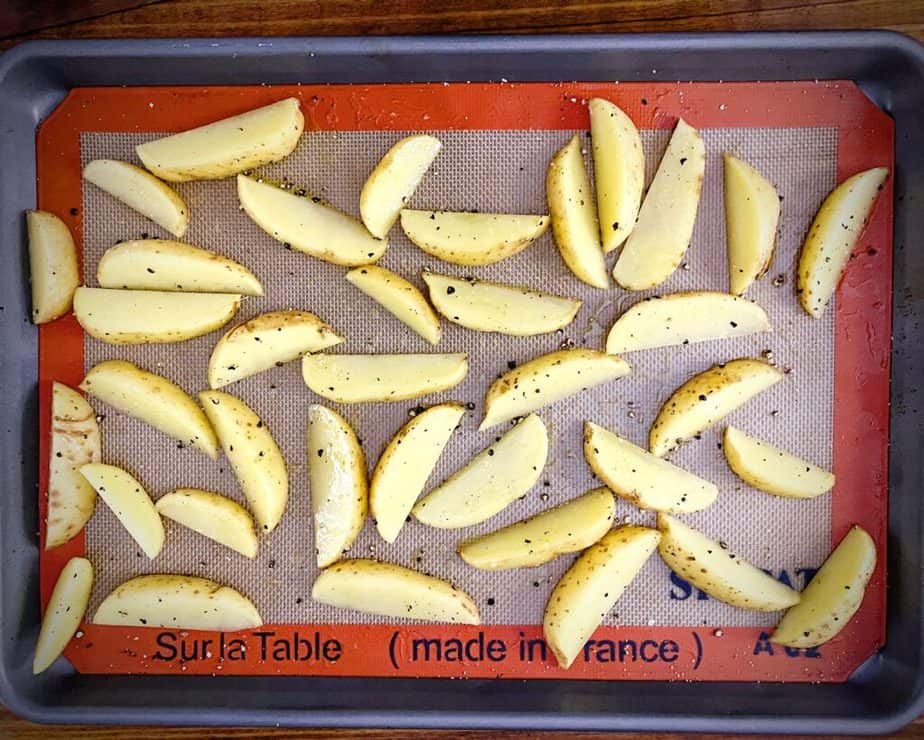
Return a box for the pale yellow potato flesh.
[547,135,609,288]
[649,358,782,457]
[312,559,480,624]
[371,403,464,543]
[544,526,660,668]
[209,310,343,389]
[345,265,441,345]
[657,514,800,611]
[155,488,259,558]
[422,272,582,337]
[481,349,630,430]
[136,97,304,182]
[772,525,876,648]
[237,174,387,266]
[612,118,705,291]
[81,359,219,458]
[589,98,645,252]
[46,382,100,549]
[458,487,616,570]
[413,413,548,528]
[26,210,79,324]
[360,134,441,238]
[797,167,889,318]
[82,159,189,238]
[307,405,368,567]
[33,557,93,674]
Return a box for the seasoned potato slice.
[33,557,93,674]
[345,265,441,345]
[155,489,258,558]
[26,210,79,324]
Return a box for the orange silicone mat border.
[36,81,894,682]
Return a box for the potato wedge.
[73,287,240,345]
[155,489,258,558]
[97,239,262,295]
[723,426,835,499]
[345,265,441,345]
[136,97,304,182]
[81,360,219,459]
[199,391,288,533]
[33,557,93,674]
[302,353,468,403]
[400,209,549,266]
[544,526,660,668]
[422,272,581,337]
[649,358,782,457]
[589,98,645,253]
[724,154,780,295]
[657,514,800,611]
[772,525,876,648]
[612,118,705,291]
[371,403,464,543]
[584,421,718,513]
[79,463,164,559]
[797,167,889,318]
[26,210,79,324]
[413,413,548,528]
[459,487,616,570]
[237,174,386,266]
[94,574,262,630]
[604,291,770,354]
[83,159,189,238]
[360,135,441,238]
[209,310,343,389]
[307,405,368,567]
[46,382,100,549]
[480,349,630,430]
[312,559,480,624]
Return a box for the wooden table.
[2,1,922,738]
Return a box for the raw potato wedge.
[613,118,706,291]
[459,487,616,570]
[797,167,889,318]
[136,97,304,182]
[79,463,164,559]
[46,382,100,549]
[312,559,480,625]
[237,174,387,266]
[657,514,800,611]
[80,360,219,458]
[94,574,262,631]
[302,353,468,403]
[547,135,609,288]
[97,239,262,295]
[422,272,582,337]
[33,557,93,674]
[649,358,782,457]
[724,154,780,295]
[345,265,441,345]
[772,526,876,648]
[155,489,258,558]
[73,287,240,345]
[413,414,548,528]
[83,159,189,238]
[589,98,645,253]
[584,421,718,513]
[209,310,343,389]
[544,526,660,668]
[360,135,442,238]
[26,210,79,324]
[723,426,835,499]
[199,391,288,533]
[400,209,549,266]
[371,403,465,543]
[480,349,630,430]
[307,405,368,567]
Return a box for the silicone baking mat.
[36,82,893,681]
